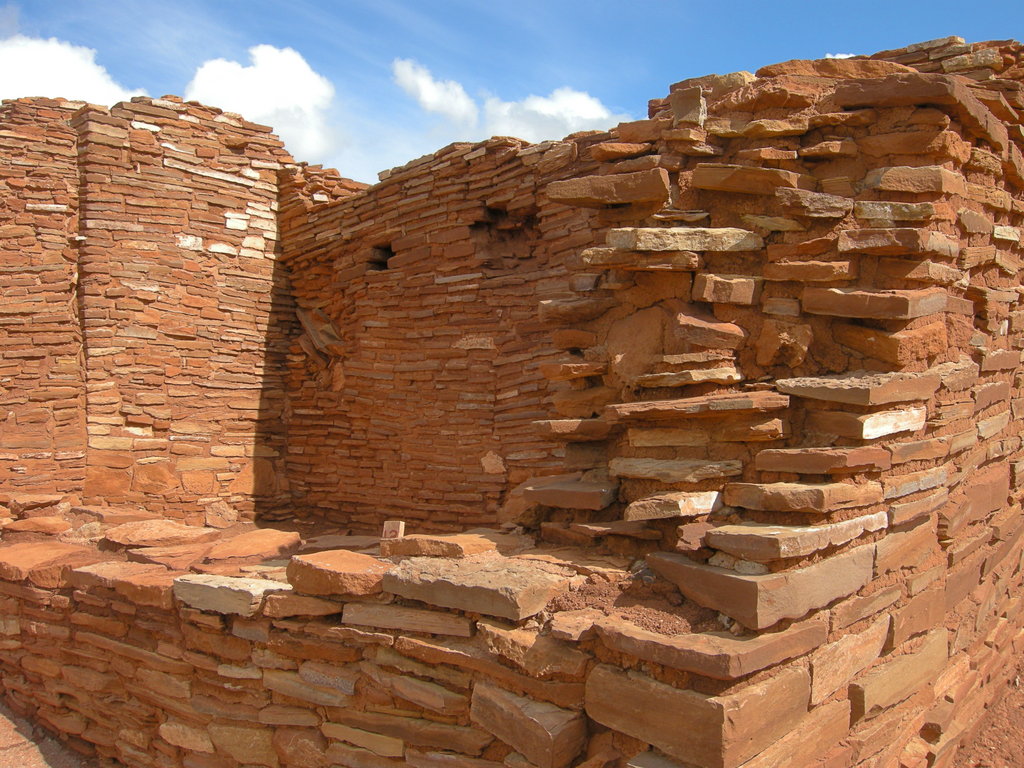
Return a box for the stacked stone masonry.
[0,33,1023,768]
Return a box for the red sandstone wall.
[277,138,613,531]
[70,97,296,522]
[0,99,86,502]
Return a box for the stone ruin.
[0,32,1023,768]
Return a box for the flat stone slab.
[648,544,875,630]
[0,542,107,588]
[127,542,214,570]
[705,511,888,562]
[173,573,288,616]
[595,615,827,679]
[286,549,389,596]
[606,227,763,252]
[754,446,892,474]
[776,370,940,405]
[2,516,71,534]
[202,528,302,564]
[103,520,221,548]
[609,458,743,483]
[521,475,618,511]
[607,391,789,421]
[383,554,573,621]
[723,481,883,514]
[342,602,474,637]
[623,491,723,521]
[381,533,499,558]
[71,505,162,524]
[71,560,183,609]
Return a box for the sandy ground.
[953,667,1024,768]
[0,701,99,768]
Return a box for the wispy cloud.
[392,58,478,126]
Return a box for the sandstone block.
[208,722,278,766]
[607,391,789,421]
[776,370,940,405]
[862,165,966,196]
[103,519,220,548]
[754,446,891,474]
[470,681,585,768]
[521,475,617,511]
[322,722,404,757]
[286,550,389,596]
[648,544,875,629]
[0,542,106,588]
[834,321,947,365]
[623,491,722,521]
[173,573,287,616]
[849,629,948,721]
[810,615,889,704]
[671,306,747,349]
[837,228,958,258]
[807,406,927,440]
[202,528,302,564]
[546,169,670,207]
[381,533,499,558]
[607,227,762,252]
[595,615,826,679]
[579,247,701,271]
[477,619,589,678]
[343,602,473,637]
[609,458,742,483]
[532,419,611,442]
[737,699,851,768]
[383,555,572,621]
[802,287,947,319]
[723,481,883,514]
[693,274,762,304]
[706,512,888,562]
[776,187,853,218]
[692,163,815,195]
[585,664,809,768]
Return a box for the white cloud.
[392,58,478,126]
[185,45,335,159]
[825,52,857,59]
[0,34,144,104]
[483,86,629,142]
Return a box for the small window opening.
[368,244,395,271]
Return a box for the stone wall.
[0,33,1023,768]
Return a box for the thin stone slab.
[606,227,763,252]
[202,528,303,564]
[609,458,743,483]
[606,392,789,421]
[648,544,875,629]
[623,491,722,521]
[521,475,618,511]
[754,446,892,474]
[532,419,612,442]
[0,542,107,588]
[802,287,947,319]
[776,370,940,405]
[173,573,288,617]
[723,482,884,514]
[807,406,928,440]
[595,615,827,679]
[705,511,888,562]
[382,554,573,621]
[103,520,221,548]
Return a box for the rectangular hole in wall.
[367,244,394,271]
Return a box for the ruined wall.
[0,99,86,501]
[0,33,1023,768]
[277,138,610,530]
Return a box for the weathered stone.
[810,615,889,704]
[807,406,928,440]
[173,573,287,616]
[208,722,278,766]
[607,391,789,421]
[862,165,966,196]
[343,602,474,637]
[693,274,762,305]
[470,682,585,768]
[802,287,947,319]
[380,533,499,558]
[609,458,742,483]
[623,491,722,521]
[754,446,892,474]
[0,542,106,588]
[607,227,762,252]
[849,629,948,721]
[834,320,948,365]
[706,512,888,562]
[777,371,940,405]
[103,519,220,548]
[585,664,809,768]
[837,228,958,258]
[383,555,572,621]
[595,615,826,680]
[671,306,747,349]
[546,169,670,207]
[202,528,302,564]
[692,163,815,195]
[521,475,617,511]
[776,188,853,218]
[322,722,404,757]
[648,544,875,629]
[286,550,389,596]
[477,619,590,678]
[723,481,883,514]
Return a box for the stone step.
[102,520,221,549]
[627,417,786,446]
[691,163,816,195]
[861,165,966,195]
[807,405,928,440]
[633,367,742,388]
[173,573,288,617]
[546,169,670,208]
[623,491,722,521]
[802,287,948,319]
[705,511,889,562]
[538,361,607,381]
[724,482,883,514]
[834,321,947,365]
[382,555,573,621]
[0,542,107,589]
[669,302,747,349]
[579,247,700,271]
[569,521,661,540]
[521,475,618,511]
[538,295,618,324]
[837,228,959,257]
[606,391,789,422]
[532,419,612,442]
[609,458,742,483]
[647,544,875,629]
[606,227,763,252]
[71,561,182,609]
[754,446,892,474]
[594,614,827,679]
[776,370,941,405]
[286,550,389,596]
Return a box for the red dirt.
[953,665,1024,768]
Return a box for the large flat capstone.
[173,573,289,616]
[383,554,574,621]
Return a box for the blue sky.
[1,1,1021,181]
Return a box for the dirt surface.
[0,700,101,768]
[953,667,1024,768]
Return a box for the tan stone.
[607,227,762,252]
[173,573,287,616]
[470,682,585,768]
[776,370,940,405]
[849,629,948,721]
[343,602,474,637]
[706,512,888,562]
[585,664,809,768]
[810,615,889,704]
[286,550,389,596]
[208,722,278,766]
[477,619,589,678]
[0,542,106,588]
[692,163,815,195]
[648,544,875,629]
[203,528,302,564]
[103,519,220,548]
[724,481,882,514]
[546,169,670,207]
